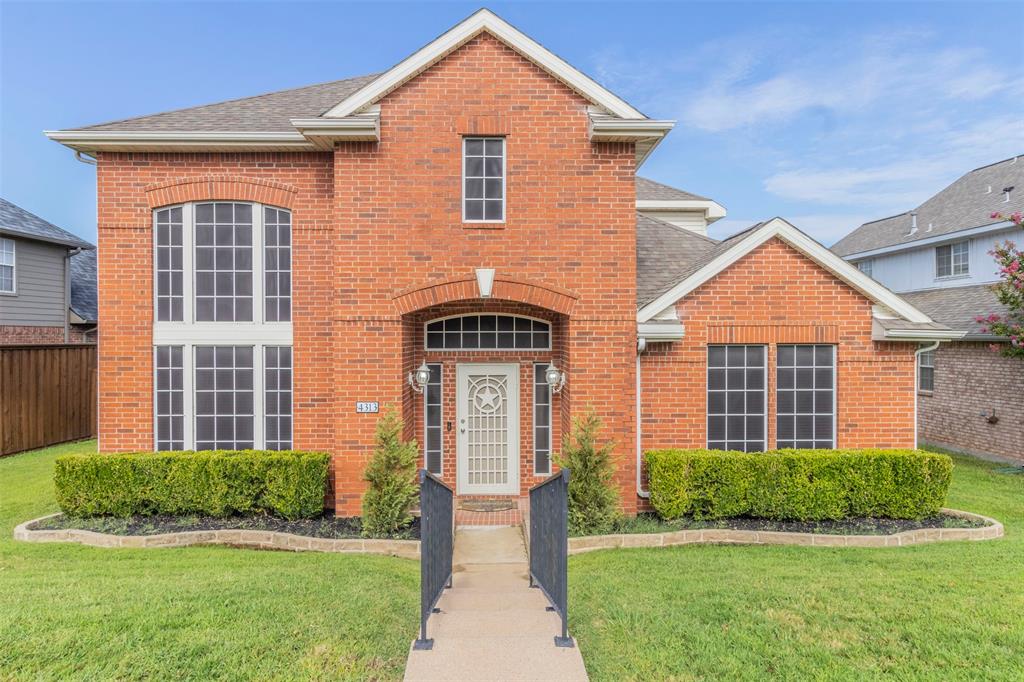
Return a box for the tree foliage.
[978,211,1024,358]
[361,409,420,537]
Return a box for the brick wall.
[920,341,1023,462]
[0,326,65,344]
[640,238,917,464]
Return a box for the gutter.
[636,336,649,499]
[914,340,941,449]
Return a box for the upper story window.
[0,238,14,293]
[463,137,504,222]
[856,259,873,278]
[425,315,550,350]
[153,202,291,324]
[935,241,969,278]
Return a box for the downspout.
[913,340,940,449]
[636,336,649,498]
[74,151,97,166]
[64,247,83,342]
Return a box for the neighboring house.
[45,9,957,515]
[834,156,1023,463]
[0,198,97,344]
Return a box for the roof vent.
[985,185,992,194]
[906,211,918,236]
[1004,186,1015,203]
[927,222,933,232]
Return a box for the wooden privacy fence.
[0,344,97,456]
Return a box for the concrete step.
[437,588,551,612]
[450,570,531,590]
[428,608,564,639]
[404,635,586,682]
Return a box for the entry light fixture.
[545,363,567,394]
[408,362,431,393]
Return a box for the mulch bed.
[31,513,420,540]
[579,512,988,537]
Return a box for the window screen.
[464,137,504,221]
[707,345,766,452]
[194,346,254,450]
[936,241,969,277]
[424,363,442,475]
[425,315,549,350]
[776,345,835,449]
[0,238,15,293]
[155,346,184,450]
[155,207,183,321]
[534,364,552,475]
[264,346,293,450]
[264,207,292,322]
[194,202,253,321]
[918,350,935,392]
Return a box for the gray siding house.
[0,198,97,344]
[833,155,1023,463]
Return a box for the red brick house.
[46,10,957,515]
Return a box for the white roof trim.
[638,321,685,341]
[874,325,966,342]
[290,115,380,149]
[44,129,313,153]
[637,217,936,325]
[322,9,647,120]
[637,199,727,221]
[840,220,1017,260]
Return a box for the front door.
[456,363,520,495]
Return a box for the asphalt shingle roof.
[833,156,1024,257]
[70,249,98,323]
[898,284,1009,338]
[74,74,380,132]
[0,198,93,249]
[636,213,720,307]
[636,177,710,202]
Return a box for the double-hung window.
[463,137,504,222]
[0,237,16,293]
[856,259,873,278]
[153,201,292,452]
[707,345,766,452]
[936,241,969,278]
[776,345,835,449]
[918,350,935,392]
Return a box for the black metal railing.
[414,469,453,651]
[529,468,573,648]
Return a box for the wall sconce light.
[408,362,431,394]
[545,362,567,394]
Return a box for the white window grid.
[424,314,550,351]
[856,259,873,278]
[463,137,505,222]
[264,346,293,450]
[194,345,256,451]
[918,350,935,393]
[707,345,767,452]
[0,238,15,293]
[424,363,443,475]
[776,345,836,449]
[936,241,969,278]
[194,202,254,322]
[155,207,184,321]
[154,346,185,451]
[533,364,552,475]
[264,207,292,322]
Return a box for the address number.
[356,402,379,414]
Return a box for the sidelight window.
[424,363,443,475]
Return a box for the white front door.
[456,363,520,495]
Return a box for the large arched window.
[425,314,550,350]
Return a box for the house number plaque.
[355,402,379,414]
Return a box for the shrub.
[54,450,330,520]
[556,411,621,535]
[645,448,953,521]
[361,409,420,538]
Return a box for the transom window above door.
[425,315,550,350]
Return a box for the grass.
[569,451,1024,680]
[0,441,418,681]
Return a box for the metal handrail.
[414,469,453,651]
[528,468,573,647]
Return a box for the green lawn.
[569,452,1024,680]
[0,441,418,681]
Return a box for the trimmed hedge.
[54,450,330,520]
[646,449,953,521]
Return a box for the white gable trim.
[322,9,646,120]
[637,217,935,324]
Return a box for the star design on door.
[475,386,501,411]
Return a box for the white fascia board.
[44,129,313,152]
[322,9,647,120]
[638,321,685,341]
[840,220,1016,261]
[636,199,727,221]
[637,217,936,325]
[291,116,380,148]
[589,118,676,139]
[875,326,967,342]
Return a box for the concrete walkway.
[403,526,588,681]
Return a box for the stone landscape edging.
[566,508,1003,555]
[13,513,420,559]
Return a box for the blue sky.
[2,1,1021,245]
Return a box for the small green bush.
[556,411,621,535]
[54,450,330,520]
[361,409,419,538]
[646,448,953,521]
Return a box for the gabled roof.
[636,218,948,338]
[70,249,98,323]
[834,155,1024,257]
[636,177,711,202]
[636,213,719,307]
[0,198,94,249]
[899,284,1009,340]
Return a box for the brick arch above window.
[144,175,297,210]
[392,274,579,316]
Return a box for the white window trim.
[424,362,443,476]
[775,344,837,450]
[0,237,16,295]
[533,363,553,475]
[423,313,550,351]
[918,350,935,393]
[462,137,506,224]
[935,240,970,280]
[706,345,768,452]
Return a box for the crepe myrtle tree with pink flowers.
[976,211,1024,358]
